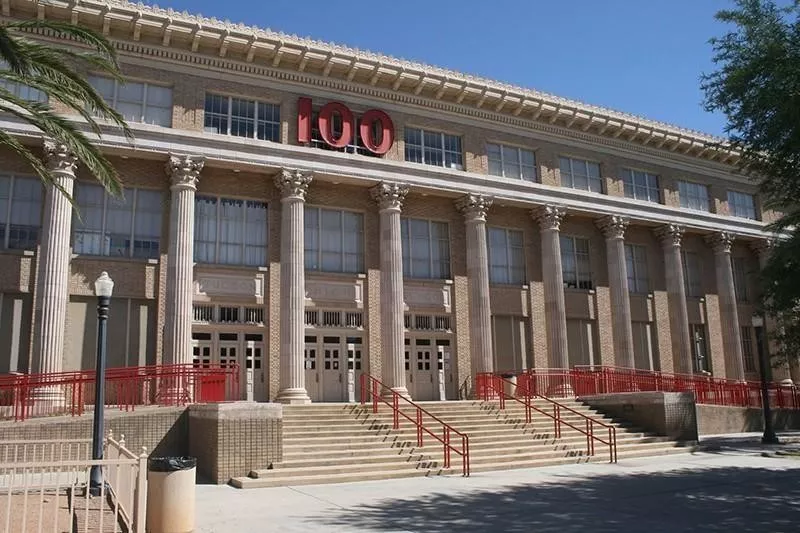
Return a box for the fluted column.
[455,194,494,375]
[370,182,409,397]
[32,141,78,381]
[655,224,693,374]
[533,205,569,369]
[707,232,745,381]
[597,216,635,368]
[276,169,313,404]
[163,155,205,366]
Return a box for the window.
[488,227,525,285]
[678,181,710,212]
[727,191,757,220]
[204,93,280,142]
[622,169,660,203]
[741,326,755,373]
[73,185,163,258]
[682,251,703,297]
[401,218,450,279]
[625,244,650,294]
[404,127,463,170]
[309,107,380,157]
[193,196,267,266]
[89,75,172,126]
[487,143,536,181]
[0,61,46,102]
[0,175,42,250]
[560,236,593,290]
[305,208,364,273]
[559,157,602,193]
[732,256,749,303]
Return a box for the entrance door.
[691,325,710,373]
[244,333,266,400]
[218,333,239,369]
[304,335,321,401]
[321,336,344,402]
[192,333,213,367]
[412,338,436,401]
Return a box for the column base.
[276,388,311,404]
[381,386,411,402]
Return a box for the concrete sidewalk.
[196,435,800,533]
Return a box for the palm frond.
[4,20,119,66]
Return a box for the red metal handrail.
[359,373,470,476]
[477,373,617,463]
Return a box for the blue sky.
[155,0,733,136]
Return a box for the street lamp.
[752,314,779,444]
[90,271,114,496]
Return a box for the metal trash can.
[146,456,196,533]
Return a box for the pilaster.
[706,231,745,380]
[655,224,693,374]
[597,215,635,368]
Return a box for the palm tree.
[0,19,132,197]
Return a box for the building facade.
[0,0,792,403]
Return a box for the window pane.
[105,189,133,257]
[73,184,106,255]
[88,75,115,102]
[193,196,218,263]
[204,94,229,135]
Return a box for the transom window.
[681,251,703,297]
[622,169,660,203]
[73,185,163,259]
[404,127,463,170]
[305,208,364,273]
[560,236,593,290]
[727,191,757,220]
[559,157,602,193]
[488,227,525,285]
[204,93,280,142]
[732,256,749,303]
[89,75,172,127]
[487,143,536,181]
[401,218,451,279]
[194,196,267,266]
[0,175,42,250]
[0,61,46,102]
[678,181,710,212]
[624,244,650,294]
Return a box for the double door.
[191,331,266,400]
[304,334,363,402]
[404,337,450,401]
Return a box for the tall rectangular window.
[88,75,172,126]
[622,169,660,203]
[0,175,42,250]
[309,107,380,157]
[204,93,280,142]
[727,191,757,220]
[401,218,450,279]
[625,244,650,294]
[560,236,593,290]
[559,156,602,193]
[488,227,525,285]
[193,196,267,266]
[678,181,710,212]
[487,144,536,181]
[681,251,703,297]
[305,208,364,273]
[741,326,755,373]
[732,256,749,303]
[404,128,463,170]
[0,61,46,102]
[73,185,163,258]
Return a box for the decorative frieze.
[195,275,264,298]
[404,285,452,312]
[305,280,363,305]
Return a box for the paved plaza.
[196,433,800,533]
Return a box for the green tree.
[0,19,131,196]
[702,0,800,371]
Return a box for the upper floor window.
[404,128,463,170]
[488,227,525,285]
[622,169,660,203]
[305,208,364,273]
[741,326,756,373]
[487,144,536,181]
[678,181,710,212]
[89,75,172,127]
[194,196,267,266]
[681,251,703,297]
[727,191,757,220]
[0,61,46,103]
[560,235,593,290]
[559,157,602,193]
[401,218,451,279]
[625,244,650,294]
[309,108,380,157]
[73,184,163,259]
[732,256,749,303]
[204,94,280,142]
[0,175,42,250]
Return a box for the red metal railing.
[477,373,617,463]
[360,374,470,476]
[0,363,240,422]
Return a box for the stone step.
[249,458,439,479]
[277,451,436,469]
[230,467,448,489]
[282,444,421,460]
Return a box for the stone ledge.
[188,401,283,420]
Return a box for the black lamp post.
[753,313,779,445]
[90,271,114,496]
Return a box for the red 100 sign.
[297,97,395,155]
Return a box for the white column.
[655,224,694,374]
[533,205,569,369]
[275,169,312,404]
[706,231,745,381]
[370,182,410,397]
[597,215,635,369]
[163,154,205,366]
[455,194,494,375]
[32,141,78,378]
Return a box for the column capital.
[596,215,629,240]
[654,224,685,247]
[43,140,78,174]
[750,237,775,258]
[275,168,313,201]
[706,231,736,254]
[532,204,566,231]
[370,181,409,212]
[166,154,205,190]
[455,193,493,222]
